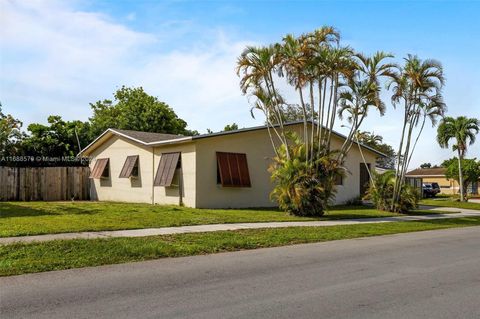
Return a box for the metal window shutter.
[90,158,109,179]
[154,152,180,186]
[236,153,251,187]
[119,155,139,178]
[216,152,251,187]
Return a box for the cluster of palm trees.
[235,26,461,213]
[236,26,396,164]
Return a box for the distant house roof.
[79,121,387,158]
[406,167,446,177]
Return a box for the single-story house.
[79,122,385,208]
[405,167,479,195]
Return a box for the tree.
[437,116,480,201]
[0,103,24,157]
[356,131,396,169]
[442,157,480,196]
[21,116,92,163]
[90,86,196,136]
[223,123,239,131]
[389,55,446,211]
[237,26,395,215]
[420,163,432,168]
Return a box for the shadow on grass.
[0,202,103,218]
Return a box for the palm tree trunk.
[309,81,315,161]
[298,87,309,162]
[323,78,334,148]
[405,114,426,171]
[391,106,409,211]
[326,75,339,150]
[458,150,465,201]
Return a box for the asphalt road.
[2,227,480,319]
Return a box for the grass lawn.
[421,198,480,210]
[0,201,446,237]
[1,217,479,276]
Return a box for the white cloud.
[0,0,258,133]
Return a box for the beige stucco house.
[80,122,385,208]
[406,167,479,195]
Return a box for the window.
[335,174,343,185]
[90,158,109,179]
[216,152,251,187]
[119,155,139,178]
[154,152,181,187]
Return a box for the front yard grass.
[1,217,479,276]
[0,201,447,237]
[421,198,480,210]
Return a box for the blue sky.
[1,0,479,167]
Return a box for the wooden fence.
[0,167,91,201]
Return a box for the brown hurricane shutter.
[216,152,251,187]
[154,152,180,186]
[119,155,139,178]
[90,158,109,179]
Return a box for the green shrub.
[269,134,343,216]
[366,171,420,213]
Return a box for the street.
[1,227,480,319]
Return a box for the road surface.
[2,227,480,319]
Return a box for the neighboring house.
[405,167,480,195]
[79,122,385,208]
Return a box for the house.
[79,122,385,208]
[405,167,479,195]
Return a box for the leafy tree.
[223,123,239,131]
[442,157,480,196]
[0,103,24,157]
[437,116,480,201]
[90,86,196,136]
[420,163,432,169]
[22,116,92,158]
[356,131,396,169]
[389,55,446,211]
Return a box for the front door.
[359,163,371,197]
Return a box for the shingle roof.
[406,167,446,176]
[111,129,185,144]
[80,121,388,158]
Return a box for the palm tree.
[437,116,480,201]
[388,55,445,211]
[337,51,395,162]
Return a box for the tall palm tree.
[388,55,445,211]
[437,116,480,201]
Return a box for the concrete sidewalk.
[1,206,479,245]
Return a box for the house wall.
[194,129,275,208]
[330,136,377,204]
[420,176,480,195]
[153,142,196,207]
[88,125,379,208]
[89,136,154,203]
[421,177,455,194]
[194,124,378,208]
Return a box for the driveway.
[1,226,479,319]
